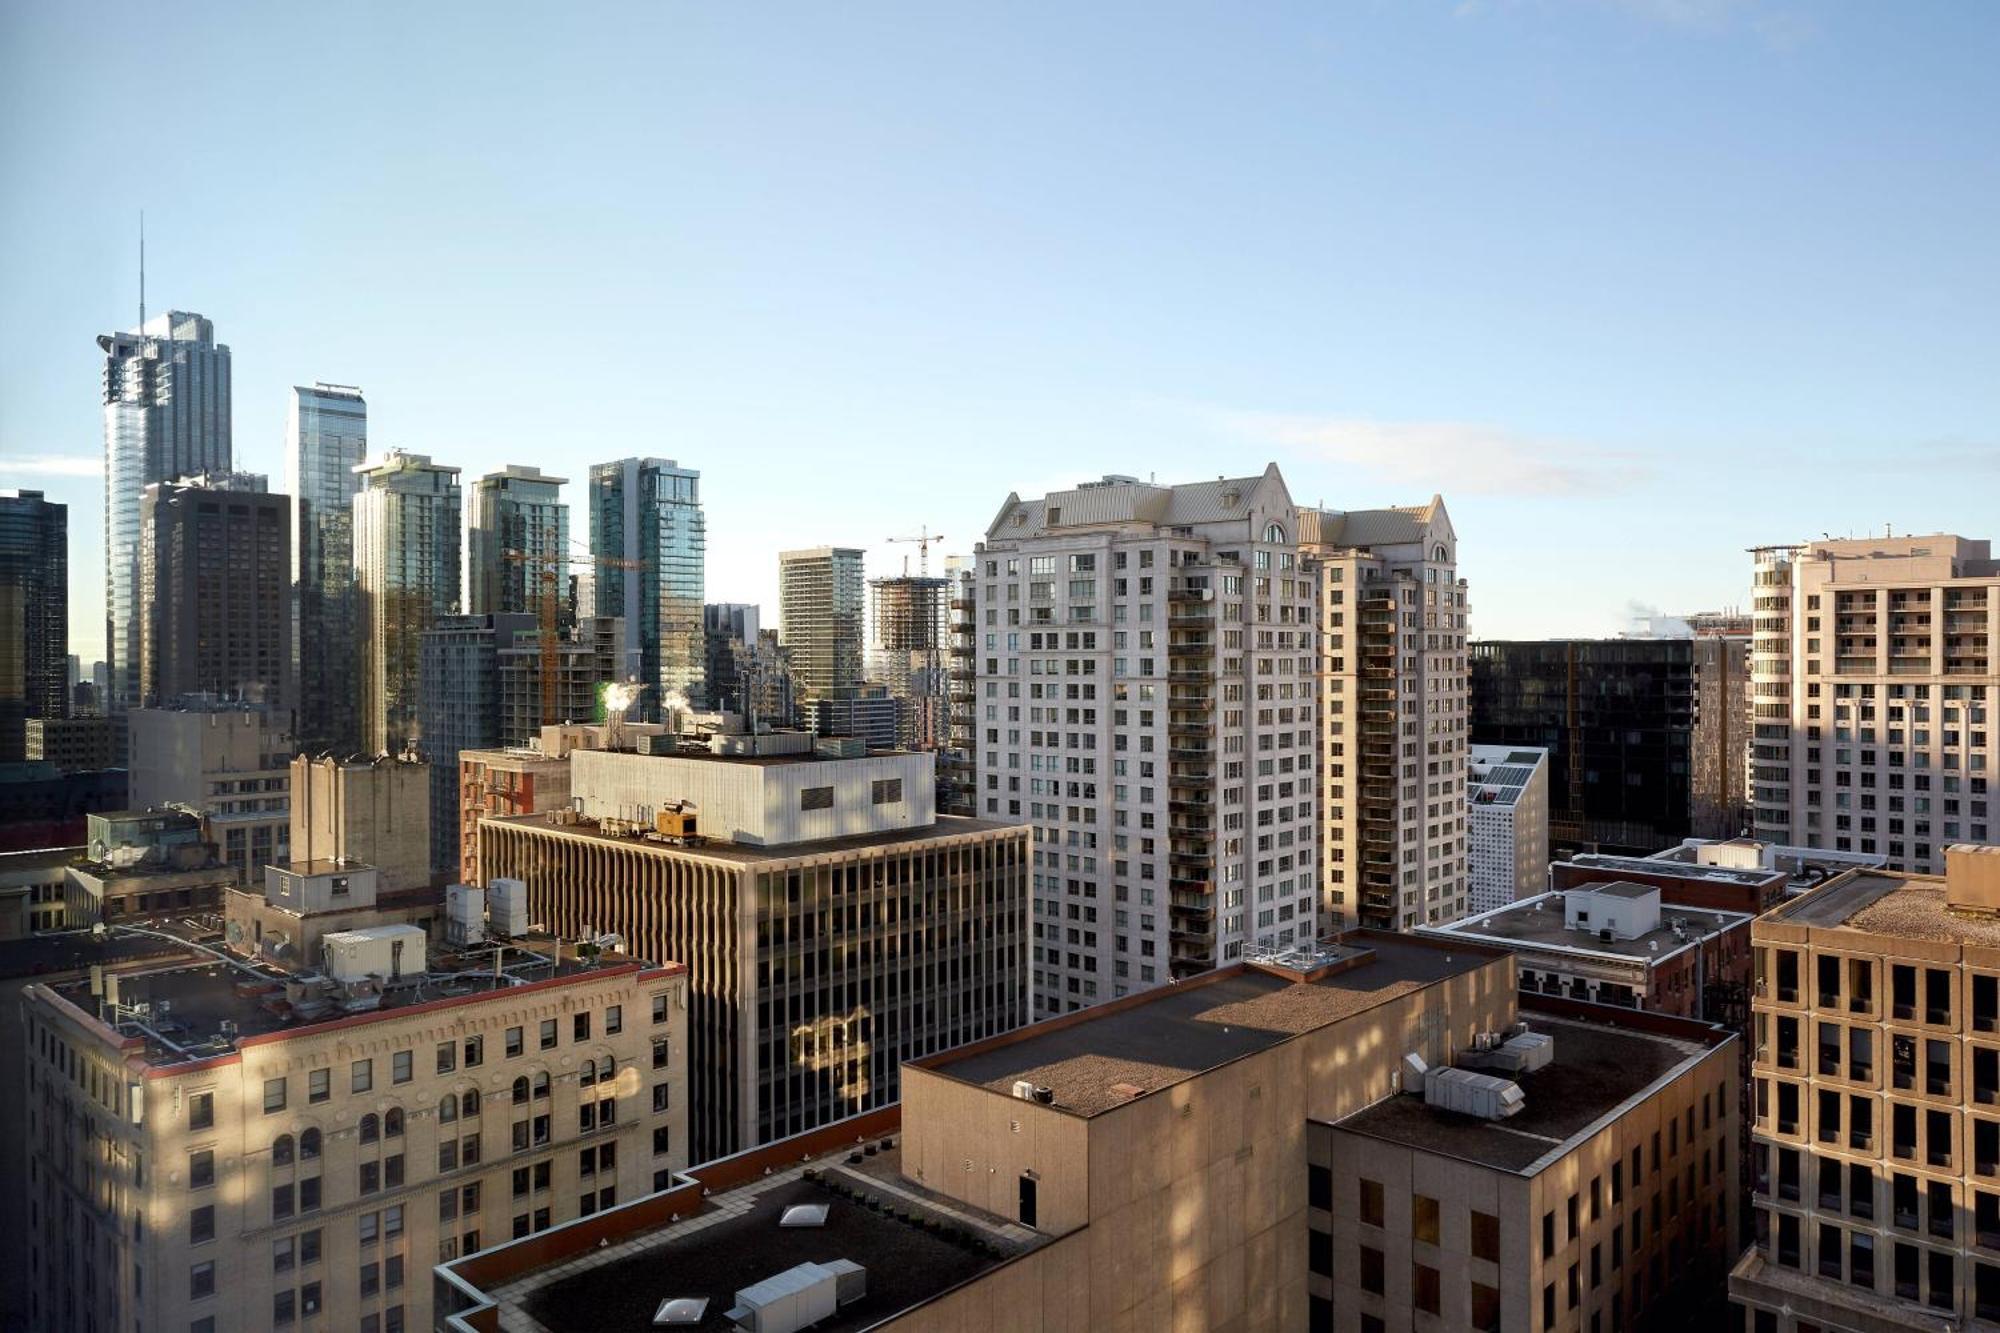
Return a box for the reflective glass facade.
[286,383,368,752]
[468,466,569,619]
[590,458,704,714]
[0,490,68,762]
[99,312,232,711]
[354,453,462,754]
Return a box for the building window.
[1471,1210,1501,1263]
[871,778,903,805]
[800,786,834,811]
[264,1077,287,1114]
[189,1149,215,1188]
[190,1261,215,1299]
[1360,1245,1385,1295]
[1359,1178,1384,1228]
[1413,1262,1441,1315]
[606,1005,623,1035]
[1413,1194,1440,1245]
[352,1058,373,1094]
[189,1091,214,1131]
[540,1019,558,1051]
[1309,1230,1332,1276]
[308,1068,330,1103]
[392,1051,412,1085]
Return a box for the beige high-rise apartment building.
[1301,498,1471,930]
[477,733,1031,1162]
[1750,534,1997,874]
[778,545,866,706]
[974,466,1321,1016]
[1731,845,2000,1330]
[21,928,688,1333]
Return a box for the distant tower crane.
[887,525,944,577]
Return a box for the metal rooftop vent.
[779,1203,830,1228]
[652,1296,709,1325]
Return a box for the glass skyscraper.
[0,489,69,762]
[99,311,232,711]
[467,465,569,619]
[354,452,462,755]
[590,458,704,714]
[286,383,368,752]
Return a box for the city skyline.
[7,4,1999,662]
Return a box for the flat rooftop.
[925,935,1492,1116]
[1561,852,1781,887]
[1429,892,1748,962]
[1333,1013,1714,1174]
[585,742,918,768]
[1767,869,2000,946]
[489,811,1024,864]
[50,934,662,1067]
[514,1145,1033,1333]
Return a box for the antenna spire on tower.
[138,210,146,332]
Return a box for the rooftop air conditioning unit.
[723,1260,866,1333]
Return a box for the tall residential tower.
[0,490,68,762]
[1301,498,1471,930]
[286,383,367,753]
[138,473,292,722]
[974,466,1319,1016]
[99,311,232,710]
[1750,534,1997,871]
[589,458,704,713]
[778,546,865,709]
[467,465,569,619]
[354,452,461,755]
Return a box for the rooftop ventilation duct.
[724,1259,866,1333]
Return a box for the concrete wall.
[290,756,431,890]
[897,951,1519,1332]
[569,748,934,846]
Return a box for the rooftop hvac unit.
[1424,1067,1525,1120]
[723,1259,866,1333]
[446,884,486,946]
[1500,1031,1554,1073]
[321,924,426,983]
[488,878,528,938]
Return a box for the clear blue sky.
[4,1,1997,664]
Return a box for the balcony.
[1169,720,1214,740]
[1168,665,1211,682]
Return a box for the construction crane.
[503,543,650,727]
[887,525,945,577]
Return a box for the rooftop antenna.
[139,210,146,332]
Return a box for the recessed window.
[800,786,834,812]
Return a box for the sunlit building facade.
[354,452,461,755]
[590,458,704,714]
[286,383,367,754]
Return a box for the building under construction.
[869,573,950,750]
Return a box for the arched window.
[511,1076,529,1106]
[1433,544,1447,563]
[384,1107,404,1138]
[360,1113,380,1144]
[597,1055,614,1084]
[1263,522,1286,545]
[272,1133,295,1166]
[462,1088,481,1117]
[300,1128,322,1160]
[439,1095,457,1124]
[580,1059,596,1088]
[532,1071,550,1101]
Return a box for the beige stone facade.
[1750,534,1997,875]
[291,754,432,892]
[22,944,688,1333]
[1732,846,2000,1330]
[1302,497,1471,932]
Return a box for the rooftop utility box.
[445,883,485,946]
[1562,881,1662,940]
[321,923,426,983]
[1947,843,2000,915]
[724,1259,866,1333]
[488,878,528,937]
[1424,1066,1525,1120]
